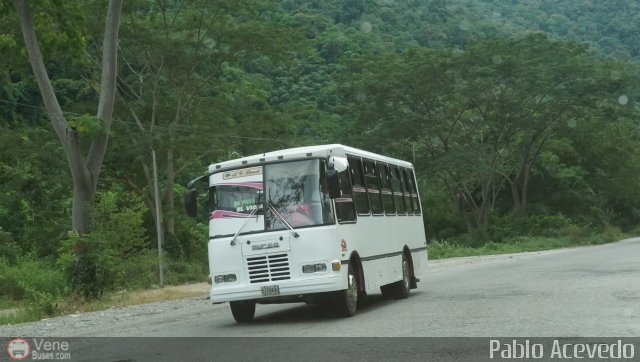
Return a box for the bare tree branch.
[87,0,124,187]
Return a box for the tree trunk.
[520,170,530,214]
[475,185,492,233]
[511,172,531,217]
[72,184,94,234]
[165,147,176,236]
[145,154,166,248]
[87,0,123,189]
[14,0,123,233]
[164,101,182,238]
[511,128,557,217]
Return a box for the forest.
[1,0,639,318]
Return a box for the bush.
[592,225,625,244]
[0,228,19,265]
[0,257,66,317]
[23,288,60,318]
[57,191,150,298]
[165,259,208,284]
[557,224,590,243]
[173,216,208,263]
[119,250,162,289]
[418,181,466,239]
[489,213,574,241]
[58,232,118,298]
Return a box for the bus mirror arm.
[326,170,341,199]
[184,189,198,218]
[184,174,208,218]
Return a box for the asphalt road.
[4,238,639,361]
[91,237,640,338]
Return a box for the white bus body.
[185,144,428,322]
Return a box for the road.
[65,238,640,337]
[3,238,639,361]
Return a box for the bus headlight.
[302,263,327,273]
[214,274,237,283]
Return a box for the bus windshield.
[209,159,332,238]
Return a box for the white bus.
[185,144,428,322]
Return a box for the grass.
[0,284,208,326]
[0,297,20,310]
[72,284,208,313]
[428,230,627,260]
[0,297,26,325]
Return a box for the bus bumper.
[210,274,345,304]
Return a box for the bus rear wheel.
[335,263,358,317]
[230,301,256,323]
[380,253,411,299]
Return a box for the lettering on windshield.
[234,199,259,212]
[223,166,262,180]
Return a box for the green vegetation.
[429,225,627,260]
[1,0,639,323]
[0,281,207,325]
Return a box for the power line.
[114,118,286,143]
[0,99,287,143]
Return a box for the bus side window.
[407,169,421,215]
[335,166,356,223]
[401,168,416,215]
[379,164,396,215]
[348,157,370,215]
[391,166,407,215]
[401,168,414,215]
[319,160,336,224]
[363,160,384,215]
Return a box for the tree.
[109,0,302,251]
[13,0,123,233]
[461,35,637,216]
[346,34,636,234]
[460,34,594,216]
[345,48,503,233]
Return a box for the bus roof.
[208,144,413,174]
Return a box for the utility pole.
[152,149,164,287]
[412,143,416,164]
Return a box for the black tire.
[380,253,411,299]
[230,301,256,323]
[335,263,358,317]
[396,253,411,299]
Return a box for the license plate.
[260,285,280,296]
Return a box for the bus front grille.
[246,253,291,284]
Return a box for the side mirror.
[327,169,341,199]
[184,188,198,218]
[328,156,348,172]
[184,174,207,218]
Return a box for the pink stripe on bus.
[217,182,263,189]
[210,210,257,220]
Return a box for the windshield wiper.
[268,202,299,238]
[230,207,259,246]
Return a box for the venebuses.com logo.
[7,338,30,361]
[5,337,72,361]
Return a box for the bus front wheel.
[230,300,256,323]
[335,263,358,317]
